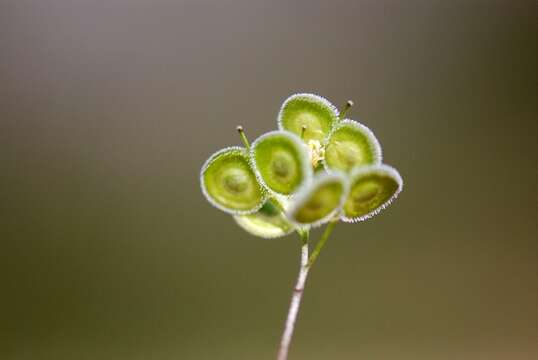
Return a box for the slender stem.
[339,100,354,120]
[236,125,250,150]
[308,221,337,268]
[277,221,338,360]
[300,125,307,140]
[277,231,309,360]
[268,196,285,213]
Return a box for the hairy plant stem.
[277,221,338,360]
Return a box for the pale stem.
[277,222,338,360]
[277,232,310,360]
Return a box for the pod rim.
[341,163,403,223]
[200,146,267,215]
[233,212,297,239]
[287,171,349,228]
[322,118,383,173]
[277,93,340,141]
[250,130,313,197]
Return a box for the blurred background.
[1,1,537,359]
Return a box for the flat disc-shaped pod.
[287,172,348,227]
[278,93,339,143]
[341,164,403,222]
[201,147,265,215]
[251,131,312,196]
[324,119,382,173]
[234,199,296,239]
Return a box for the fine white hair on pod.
[340,164,403,223]
[287,171,349,228]
[250,130,313,197]
[323,119,383,173]
[233,212,296,239]
[277,93,340,132]
[200,146,266,215]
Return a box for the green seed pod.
[201,146,265,215]
[341,164,403,223]
[287,172,348,227]
[324,119,382,173]
[251,131,312,196]
[278,93,339,143]
[234,199,296,238]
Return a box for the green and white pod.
[201,146,265,215]
[287,172,348,227]
[341,164,403,223]
[324,119,382,173]
[234,198,296,239]
[278,93,339,143]
[251,131,312,196]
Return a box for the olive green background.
[1,1,537,359]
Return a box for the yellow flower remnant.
[307,140,325,168]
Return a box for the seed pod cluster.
[201,93,403,238]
